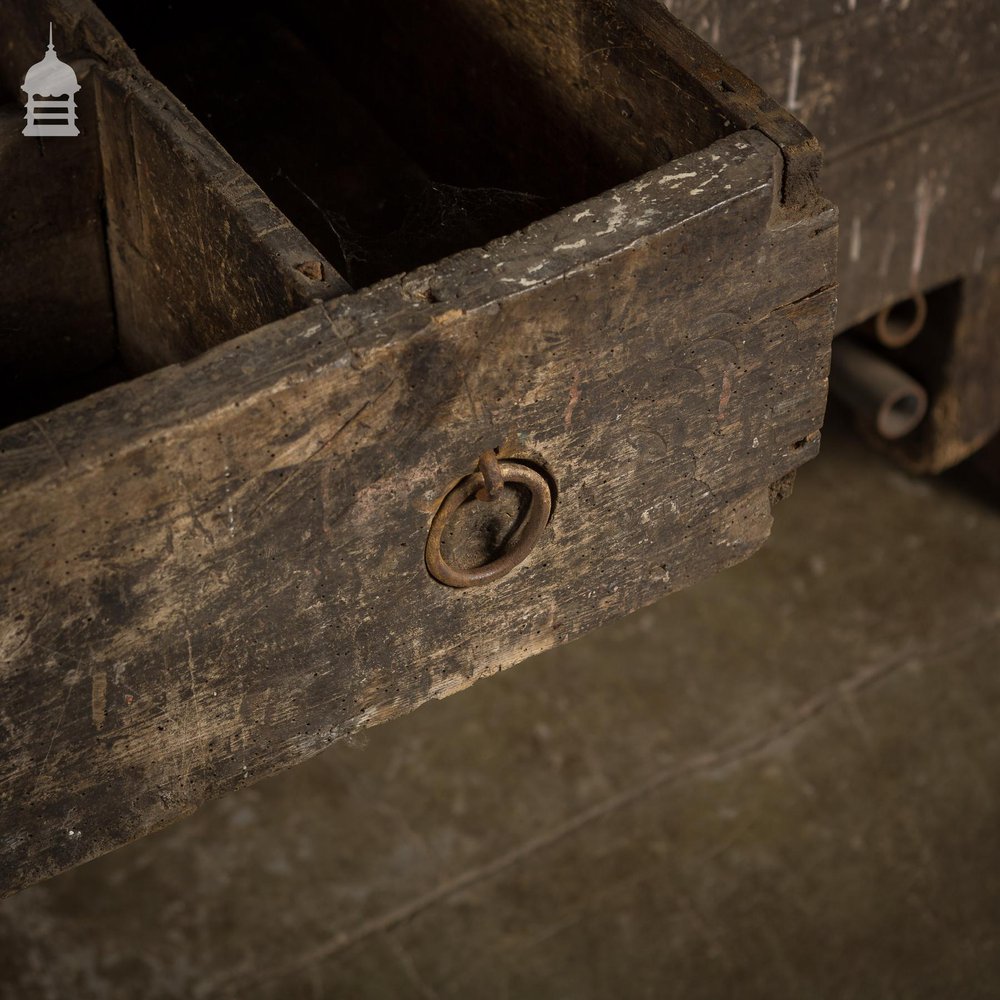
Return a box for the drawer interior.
[97,0,741,288]
[0,6,340,429]
[2,0,744,430]
[0,72,119,429]
[98,0,562,289]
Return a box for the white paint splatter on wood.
[911,175,943,280]
[787,38,803,112]
[658,171,697,184]
[594,193,627,236]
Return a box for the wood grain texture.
[0,130,836,894]
[826,91,1000,333]
[662,0,999,472]
[278,0,737,207]
[666,0,1000,332]
[289,0,819,213]
[94,67,348,374]
[613,0,824,216]
[0,74,117,428]
[93,0,821,293]
[679,0,1000,162]
[375,0,825,212]
[93,4,562,289]
[0,0,350,379]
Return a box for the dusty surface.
[1,411,999,998]
[0,127,836,895]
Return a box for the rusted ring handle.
[475,449,505,502]
[425,461,552,588]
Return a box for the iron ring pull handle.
[425,451,552,588]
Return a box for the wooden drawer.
[0,0,836,893]
[679,0,1000,472]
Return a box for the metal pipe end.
[830,337,929,441]
[874,291,927,348]
[877,382,928,440]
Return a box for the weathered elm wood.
[667,0,1000,329]
[663,0,853,59]
[823,92,1000,332]
[0,73,117,428]
[684,0,1000,162]
[609,0,824,215]
[281,0,738,200]
[94,67,348,374]
[805,87,999,476]
[664,0,1000,472]
[98,0,821,289]
[0,130,837,893]
[94,6,554,289]
[0,0,349,381]
[314,0,823,213]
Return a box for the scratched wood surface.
[0,128,837,894]
[667,0,1000,324]
[1,0,837,893]
[94,68,346,375]
[96,0,826,291]
[666,0,1000,471]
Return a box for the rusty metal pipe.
[873,291,927,348]
[830,337,928,440]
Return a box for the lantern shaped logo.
[22,24,80,137]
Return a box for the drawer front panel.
[0,130,835,893]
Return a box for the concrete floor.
[2,410,999,999]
